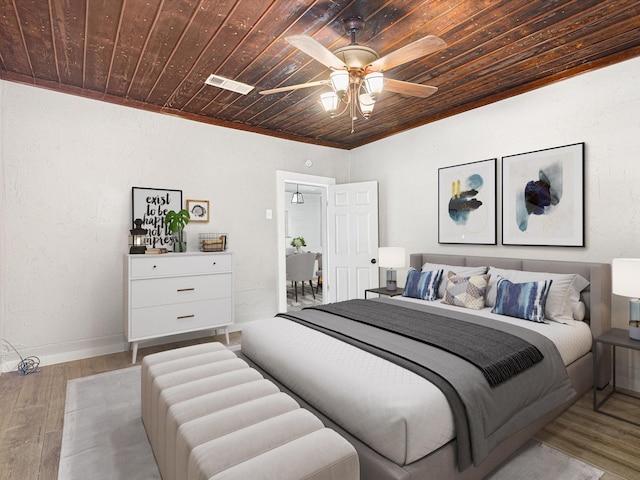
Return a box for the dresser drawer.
[130,274,232,308]
[129,253,232,278]
[130,298,232,339]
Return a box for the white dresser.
[123,252,233,363]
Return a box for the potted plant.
[165,209,190,252]
[290,236,306,253]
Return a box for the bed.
[240,253,611,480]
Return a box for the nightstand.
[364,287,404,299]
[593,328,640,427]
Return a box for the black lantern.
[129,218,148,254]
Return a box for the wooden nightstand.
[364,287,404,299]
[593,328,640,427]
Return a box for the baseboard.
[1,335,127,374]
[0,326,244,375]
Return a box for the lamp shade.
[378,247,405,269]
[612,258,640,297]
[364,72,384,96]
[320,92,339,112]
[329,70,350,94]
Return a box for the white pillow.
[572,301,586,321]
[485,267,590,321]
[421,263,488,298]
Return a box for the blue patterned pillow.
[491,277,552,323]
[403,268,443,301]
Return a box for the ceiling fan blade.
[384,78,438,98]
[368,35,446,71]
[285,35,348,70]
[259,80,328,95]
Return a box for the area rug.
[58,366,604,480]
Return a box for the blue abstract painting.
[516,161,563,232]
[439,158,496,244]
[502,143,584,246]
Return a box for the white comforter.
[240,299,592,466]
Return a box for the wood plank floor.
[1,332,639,479]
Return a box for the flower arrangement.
[290,236,306,251]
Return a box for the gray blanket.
[278,297,575,470]
[303,299,544,387]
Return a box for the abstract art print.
[438,158,497,244]
[186,199,210,222]
[502,143,584,246]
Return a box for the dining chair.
[286,252,316,302]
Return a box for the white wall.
[350,55,640,389]
[0,81,349,368]
[3,55,640,387]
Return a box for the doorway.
[276,171,381,312]
[276,171,335,313]
[284,182,324,311]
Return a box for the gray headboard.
[410,253,611,387]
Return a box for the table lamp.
[378,247,405,291]
[612,258,640,340]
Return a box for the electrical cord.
[0,338,40,375]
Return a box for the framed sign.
[186,199,210,222]
[502,143,584,246]
[438,158,497,244]
[131,187,182,248]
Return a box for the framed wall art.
[501,142,584,246]
[131,187,182,248]
[438,158,497,244]
[187,199,210,222]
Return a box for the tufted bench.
[141,342,359,480]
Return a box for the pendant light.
[291,185,304,204]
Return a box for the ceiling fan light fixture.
[320,92,340,113]
[364,72,384,97]
[329,70,350,95]
[358,93,375,118]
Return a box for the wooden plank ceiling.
[1,0,639,150]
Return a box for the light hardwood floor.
[1,333,639,480]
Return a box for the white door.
[326,181,379,303]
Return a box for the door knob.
[371,258,377,264]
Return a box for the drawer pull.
[177,314,195,320]
[177,288,195,292]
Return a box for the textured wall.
[350,55,640,390]
[0,82,349,367]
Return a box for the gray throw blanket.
[277,298,575,471]
[305,299,543,387]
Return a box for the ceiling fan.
[260,16,447,132]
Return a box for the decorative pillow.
[441,271,491,310]
[421,263,488,298]
[402,268,443,301]
[491,277,552,323]
[485,267,589,322]
[572,301,586,321]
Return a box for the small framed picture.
[186,199,210,222]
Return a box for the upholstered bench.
[141,342,359,480]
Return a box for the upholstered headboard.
[410,253,612,388]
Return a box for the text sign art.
[131,187,183,248]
